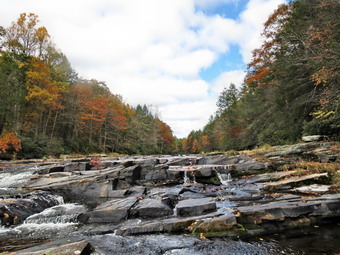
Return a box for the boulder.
[176,197,216,217]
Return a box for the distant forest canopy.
[177,0,339,154]
[0,13,175,158]
[0,0,339,159]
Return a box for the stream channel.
[0,156,339,254]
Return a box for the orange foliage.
[201,135,210,146]
[157,120,174,145]
[192,139,202,154]
[246,4,290,87]
[0,132,22,154]
[26,57,67,110]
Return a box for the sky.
[1,0,285,138]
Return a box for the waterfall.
[183,170,196,185]
[23,203,86,224]
[215,170,232,185]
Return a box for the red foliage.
[0,132,22,154]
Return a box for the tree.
[192,139,202,154]
[216,83,239,113]
[2,13,51,57]
[0,131,21,155]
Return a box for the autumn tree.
[2,13,51,58]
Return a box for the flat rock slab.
[133,198,173,218]
[82,197,137,224]
[294,184,331,194]
[264,172,328,190]
[241,171,297,184]
[237,194,340,224]
[193,214,237,233]
[116,211,223,236]
[16,239,90,255]
[176,197,216,217]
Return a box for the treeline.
[179,0,339,154]
[0,13,175,158]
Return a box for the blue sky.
[1,0,285,137]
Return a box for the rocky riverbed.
[0,141,339,254]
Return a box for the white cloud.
[237,0,285,63]
[211,70,246,94]
[0,0,284,138]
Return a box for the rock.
[235,161,268,171]
[198,155,248,165]
[193,214,237,233]
[16,239,91,255]
[238,170,297,184]
[302,135,327,142]
[0,192,61,226]
[119,165,142,185]
[237,194,340,225]
[116,211,223,236]
[80,197,137,223]
[176,197,216,217]
[293,184,331,194]
[264,172,329,190]
[132,198,173,218]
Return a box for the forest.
[0,0,339,158]
[178,0,339,154]
[0,13,175,158]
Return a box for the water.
[0,203,86,239]
[216,171,232,185]
[0,168,36,189]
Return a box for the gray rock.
[237,194,340,224]
[132,198,173,218]
[81,197,137,223]
[16,238,90,255]
[176,197,216,217]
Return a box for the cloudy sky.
[1,0,285,137]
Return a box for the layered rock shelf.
[0,141,339,254]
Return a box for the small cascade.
[0,169,35,189]
[23,203,86,224]
[0,203,88,239]
[173,207,177,216]
[215,170,232,185]
[183,170,190,185]
[183,170,197,185]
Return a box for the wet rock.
[116,211,223,235]
[0,192,61,226]
[176,197,216,217]
[80,197,137,223]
